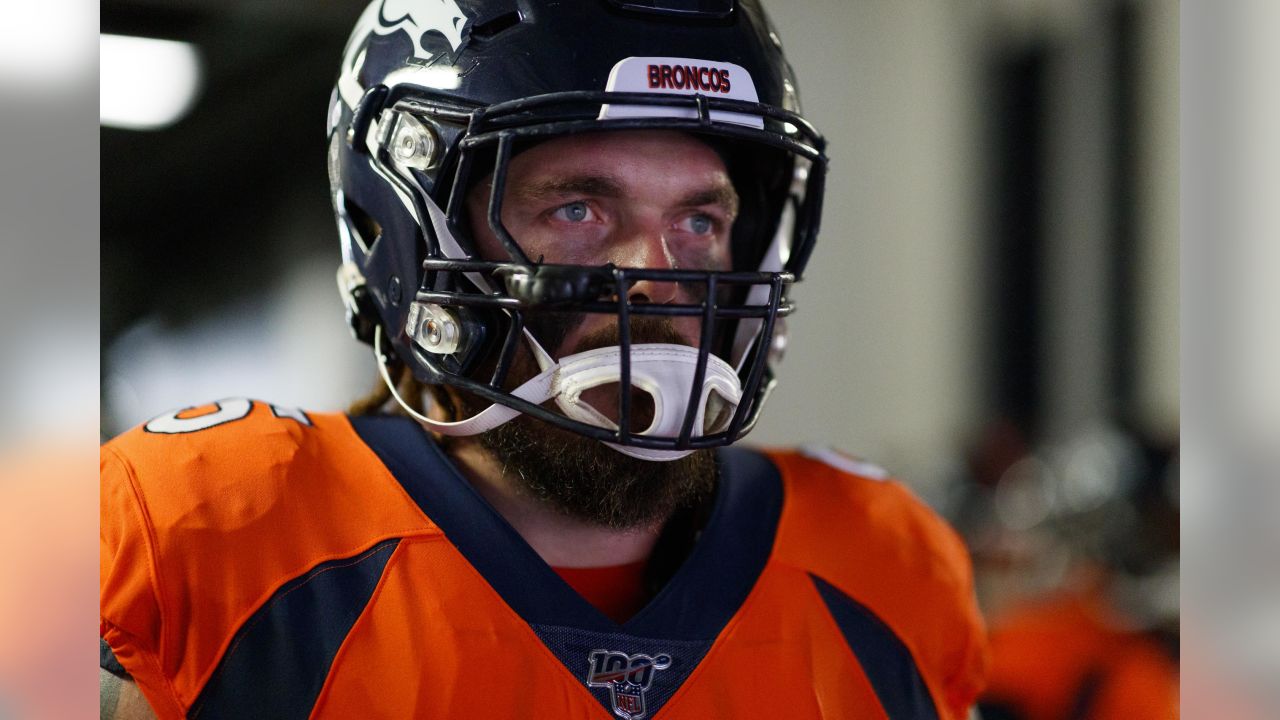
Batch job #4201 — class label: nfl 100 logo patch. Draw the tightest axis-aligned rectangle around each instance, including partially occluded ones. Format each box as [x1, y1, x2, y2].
[585, 649, 672, 720]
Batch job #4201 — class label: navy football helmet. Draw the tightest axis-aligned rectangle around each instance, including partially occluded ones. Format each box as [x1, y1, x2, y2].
[328, 0, 826, 460]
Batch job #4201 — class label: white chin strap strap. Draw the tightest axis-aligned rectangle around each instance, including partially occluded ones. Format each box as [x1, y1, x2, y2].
[375, 325, 743, 461]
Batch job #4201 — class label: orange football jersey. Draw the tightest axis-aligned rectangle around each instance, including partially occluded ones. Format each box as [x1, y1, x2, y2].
[980, 589, 1178, 720]
[101, 399, 987, 719]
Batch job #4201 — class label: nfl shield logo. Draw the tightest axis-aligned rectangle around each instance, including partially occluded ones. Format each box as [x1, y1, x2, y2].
[614, 686, 645, 718]
[586, 649, 672, 720]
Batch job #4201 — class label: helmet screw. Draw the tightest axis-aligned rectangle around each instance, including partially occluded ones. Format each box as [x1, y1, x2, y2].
[388, 114, 438, 170]
[388, 276, 402, 305]
[394, 131, 418, 160]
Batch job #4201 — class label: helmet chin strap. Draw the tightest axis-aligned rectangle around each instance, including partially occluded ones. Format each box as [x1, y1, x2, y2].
[374, 324, 742, 462]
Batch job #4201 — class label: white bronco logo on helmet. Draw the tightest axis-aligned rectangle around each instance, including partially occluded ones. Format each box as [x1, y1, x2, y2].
[339, 0, 472, 108]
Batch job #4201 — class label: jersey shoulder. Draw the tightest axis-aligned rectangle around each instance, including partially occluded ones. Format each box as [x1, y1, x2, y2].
[767, 445, 967, 582]
[764, 445, 989, 718]
[101, 400, 436, 716]
[102, 398, 433, 544]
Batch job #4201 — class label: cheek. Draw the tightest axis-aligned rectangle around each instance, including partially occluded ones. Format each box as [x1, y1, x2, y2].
[712, 239, 733, 271]
[473, 223, 507, 261]
[514, 222, 612, 266]
[467, 194, 571, 263]
[670, 236, 733, 272]
[466, 195, 530, 261]
[465, 195, 501, 259]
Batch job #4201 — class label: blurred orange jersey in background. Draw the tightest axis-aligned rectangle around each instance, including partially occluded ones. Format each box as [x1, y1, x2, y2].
[980, 585, 1177, 720]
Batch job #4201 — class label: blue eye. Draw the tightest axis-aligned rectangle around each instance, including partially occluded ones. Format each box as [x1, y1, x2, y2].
[688, 215, 713, 235]
[557, 202, 590, 222]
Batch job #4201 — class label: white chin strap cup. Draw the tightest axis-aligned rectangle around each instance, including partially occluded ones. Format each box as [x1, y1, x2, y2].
[548, 344, 743, 461]
[375, 326, 742, 462]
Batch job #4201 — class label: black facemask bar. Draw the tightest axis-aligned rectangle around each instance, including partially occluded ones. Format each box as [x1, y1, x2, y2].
[375, 87, 826, 451]
[399, 265, 790, 449]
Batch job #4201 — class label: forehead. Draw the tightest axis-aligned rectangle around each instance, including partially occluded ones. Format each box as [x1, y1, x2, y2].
[504, 130, 730, 185]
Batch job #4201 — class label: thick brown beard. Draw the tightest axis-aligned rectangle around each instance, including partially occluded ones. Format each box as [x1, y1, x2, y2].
[478, 417, 717, 529]
[473, 315, 718, 530]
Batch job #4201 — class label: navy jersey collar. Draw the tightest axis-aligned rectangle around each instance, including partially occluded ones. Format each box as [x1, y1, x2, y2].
[349, 414, 783, 642]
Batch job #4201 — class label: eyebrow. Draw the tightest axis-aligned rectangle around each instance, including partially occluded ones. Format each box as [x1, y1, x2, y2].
[517, 175, 625, 201]
[517, 174, 739, 216]
[680, 185, 739, 216]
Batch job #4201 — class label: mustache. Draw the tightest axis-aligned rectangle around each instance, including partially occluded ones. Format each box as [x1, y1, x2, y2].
[525, 313, 690, 358]
[573, 316, 688, 354]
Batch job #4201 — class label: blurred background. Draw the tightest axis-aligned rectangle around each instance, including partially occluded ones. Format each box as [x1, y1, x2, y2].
[6, 0, 1272, 716]
[97, 0, 1186, 716]
[99, 0, 1181, 486]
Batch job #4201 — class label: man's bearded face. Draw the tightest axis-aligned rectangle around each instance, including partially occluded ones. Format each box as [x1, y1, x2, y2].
[461, 130, 738, 529]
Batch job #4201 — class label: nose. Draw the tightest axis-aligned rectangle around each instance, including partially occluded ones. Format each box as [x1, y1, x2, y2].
[618, 220, 682, 305]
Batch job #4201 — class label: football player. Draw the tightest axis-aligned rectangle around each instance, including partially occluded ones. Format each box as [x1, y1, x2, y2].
[101, 1, 988, 718]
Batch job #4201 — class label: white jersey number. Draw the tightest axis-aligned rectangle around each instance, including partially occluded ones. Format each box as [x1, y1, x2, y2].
[143, 398, 311, 435]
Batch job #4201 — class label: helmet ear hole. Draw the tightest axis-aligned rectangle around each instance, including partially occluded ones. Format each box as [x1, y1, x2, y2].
[344, 196, 383, 250]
